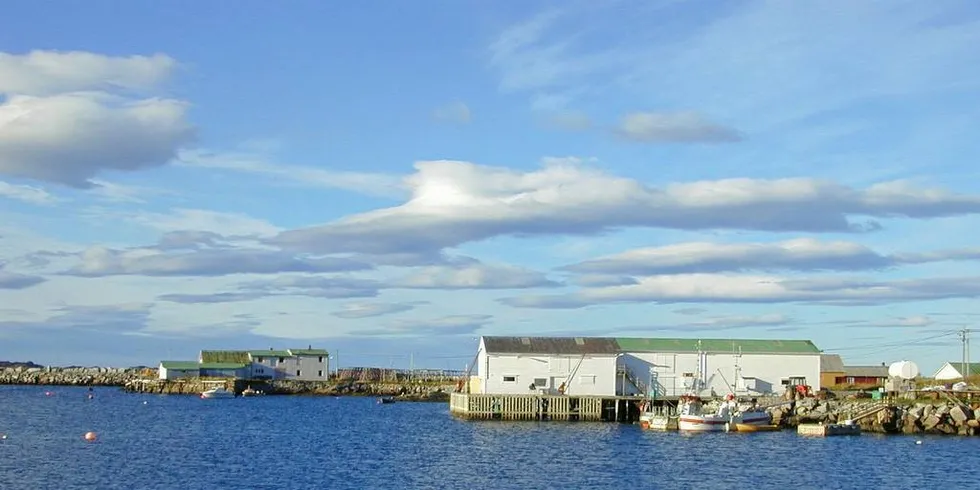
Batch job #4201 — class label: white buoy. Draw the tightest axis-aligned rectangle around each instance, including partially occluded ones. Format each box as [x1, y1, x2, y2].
[915, 440, 922, 445]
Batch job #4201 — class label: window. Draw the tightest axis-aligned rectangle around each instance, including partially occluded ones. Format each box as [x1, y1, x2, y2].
[503, 375, 517, 382]
[533, 378, 548, 387]
[318, 370, 323, 377]
[296, 370, 301, 376]
[318, 356, 323, 362]
[256, 357, 264, 362]
[278, 357, 284, 363]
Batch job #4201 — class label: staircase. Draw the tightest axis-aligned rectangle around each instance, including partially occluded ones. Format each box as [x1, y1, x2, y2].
[617, 365, 648, 396]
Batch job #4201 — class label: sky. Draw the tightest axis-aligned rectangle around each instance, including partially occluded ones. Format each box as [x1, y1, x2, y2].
[2, 0, 980, 373]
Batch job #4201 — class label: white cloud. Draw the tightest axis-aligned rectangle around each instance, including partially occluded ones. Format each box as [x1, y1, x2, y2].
[361, 314, 492, 336]
[501, 274, 980, 308]
[390, 263, 560, 289]
[614, 111, 741, 143]
[176, 149, 405, 198]
[86, 179, 163, 203]
[0, 92, 193, 187]
[431, 101, 471, 124]
[565, 238, 980, 275]
[331, 302, 421, 319]
[566, 238, 892, 275]
[0, 180, 58, 205]
[271, 159, 980, 256]
[111, 208, 282, 237]
[0, 50, 176, 96]
[66, 246, 373, 277]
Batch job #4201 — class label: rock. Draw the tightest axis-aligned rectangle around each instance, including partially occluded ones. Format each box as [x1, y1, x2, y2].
[923, 415, 942, 430]
[950, 406, 973, 425]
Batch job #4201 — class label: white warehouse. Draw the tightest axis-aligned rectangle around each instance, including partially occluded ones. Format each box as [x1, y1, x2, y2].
[471, 336, 822, 397]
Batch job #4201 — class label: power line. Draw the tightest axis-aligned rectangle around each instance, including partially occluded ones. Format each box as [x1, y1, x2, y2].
[823, 331, 959, 353]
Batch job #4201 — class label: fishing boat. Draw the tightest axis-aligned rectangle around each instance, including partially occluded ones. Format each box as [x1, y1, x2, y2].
[637, 400, 678, 430]
[677, 394, 770, 432]
[241, 386, 264, 397]
[200, 386, 234, 399]
[734, 423, 781, 432]
[377, 396, 396, 404]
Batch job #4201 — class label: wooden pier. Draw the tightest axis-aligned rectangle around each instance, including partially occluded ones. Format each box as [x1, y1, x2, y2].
[449, 392, 671, 422]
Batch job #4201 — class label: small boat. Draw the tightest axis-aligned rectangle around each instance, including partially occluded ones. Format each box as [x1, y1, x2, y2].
[637, 400, 678, 430]
[678, 394, 770, 432]
[734, 423, 781, 432]
[200, 386, 234, 399]
[377, 396, 396, 404]
[241, 386, 264, 397]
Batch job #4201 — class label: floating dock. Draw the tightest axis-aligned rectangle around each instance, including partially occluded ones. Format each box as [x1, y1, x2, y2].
[797, 423, 861, 437]
[449, 393, 659, 422]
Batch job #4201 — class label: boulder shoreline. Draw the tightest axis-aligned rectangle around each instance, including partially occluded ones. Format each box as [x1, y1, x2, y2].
[766, 396, 980, 436]
[0, 366, 453, 402]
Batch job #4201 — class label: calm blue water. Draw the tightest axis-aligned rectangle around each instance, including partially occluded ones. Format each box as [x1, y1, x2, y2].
[0, 386, 975, 490]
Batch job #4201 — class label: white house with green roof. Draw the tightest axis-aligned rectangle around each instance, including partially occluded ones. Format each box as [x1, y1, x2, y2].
[158, 346, 330, 381]
[472, 336, 822, 397]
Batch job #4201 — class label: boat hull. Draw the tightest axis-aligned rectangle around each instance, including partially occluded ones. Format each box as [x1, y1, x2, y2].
[734, 423, 781, 432]
[678, 412, 770, 432]
[639, 414, 678, 431]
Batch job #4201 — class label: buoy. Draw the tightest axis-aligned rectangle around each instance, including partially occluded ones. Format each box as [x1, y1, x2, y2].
[83, 432, 97, 442]
[1, 433, 7, 440]
[640, 420, 650, 429]
[142, 401, 148, 405]
[44, 391, 53, 396]
[915, 440, 922, 445]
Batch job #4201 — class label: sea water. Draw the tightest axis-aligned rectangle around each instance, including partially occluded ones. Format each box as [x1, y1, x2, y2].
[0, 386, 975, 490]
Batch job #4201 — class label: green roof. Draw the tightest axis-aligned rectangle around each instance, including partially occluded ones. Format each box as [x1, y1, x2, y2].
[289, 349, 329, 356]
[160, 361, 200, 370]
[248, 350, 292, 358]
[198, 362, 247, 370]
[200, 350, 250, 363]
[945, 362, 980, 376]
[615, 338, 820, 354]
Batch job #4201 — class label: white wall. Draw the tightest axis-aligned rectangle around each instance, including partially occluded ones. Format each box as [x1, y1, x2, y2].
[159, 366, 199, 380]
[934, 363, 962, 381]
[626, 352, 821, 396]
[291, 355, 329, 381]
[481, 353, 618, 396]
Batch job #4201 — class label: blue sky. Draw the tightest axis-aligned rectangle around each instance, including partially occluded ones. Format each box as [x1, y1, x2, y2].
[2, 1, 980, 373]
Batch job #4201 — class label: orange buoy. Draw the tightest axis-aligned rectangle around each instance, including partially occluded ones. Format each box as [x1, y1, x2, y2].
[640, 420, 650, 429]
[84, 432, 97, 442]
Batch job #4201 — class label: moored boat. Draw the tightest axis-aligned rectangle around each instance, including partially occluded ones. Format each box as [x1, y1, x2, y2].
[200, 386, 234, 399]
[734, 423, 781, 432]
[377, 396, 396, 404]
[677, 394, 770, 432]
[241, 386, 264, 397]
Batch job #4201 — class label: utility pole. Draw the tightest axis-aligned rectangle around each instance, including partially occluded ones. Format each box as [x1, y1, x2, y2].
[960, 329, 971, 380]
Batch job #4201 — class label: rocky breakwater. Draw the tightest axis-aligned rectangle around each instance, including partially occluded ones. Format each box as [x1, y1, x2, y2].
[767, 397, 980, 436]
[124, 378, 455, 401]
[0, 366, 150, 386]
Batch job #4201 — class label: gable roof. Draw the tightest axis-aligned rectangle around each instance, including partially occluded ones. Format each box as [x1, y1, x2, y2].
[481, 336, 820, 355]
[483, 337, 621, 355]
[616, 338, 820, 354]
[200, 350, 250, 363]
[820, 354, 845, 372]
[843, 365, 889, 378]
[289, 349, 329, 356]
[248, 350, 292, 358]
[160, 361, 200, 370]
[942, 362, 980, 376]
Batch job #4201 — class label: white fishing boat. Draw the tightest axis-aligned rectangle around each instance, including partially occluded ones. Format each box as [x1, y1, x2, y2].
[677, 394, 770, 432]
[200, 386, 234, 399]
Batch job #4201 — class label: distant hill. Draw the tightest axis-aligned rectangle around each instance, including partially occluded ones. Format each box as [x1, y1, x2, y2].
[0, 361, 44, 369]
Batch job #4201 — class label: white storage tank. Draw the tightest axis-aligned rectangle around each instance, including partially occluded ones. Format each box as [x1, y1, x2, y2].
[888, 360, 920, 380]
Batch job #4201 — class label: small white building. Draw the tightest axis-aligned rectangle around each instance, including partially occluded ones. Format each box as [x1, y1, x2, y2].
[471, 336, 822, 397]
[159, 361, 201, 380]
[933, 361, 980, 381]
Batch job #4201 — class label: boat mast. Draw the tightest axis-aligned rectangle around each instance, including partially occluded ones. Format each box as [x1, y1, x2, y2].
[695, 339, 704, 395]
[733, 345, 742, 395]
